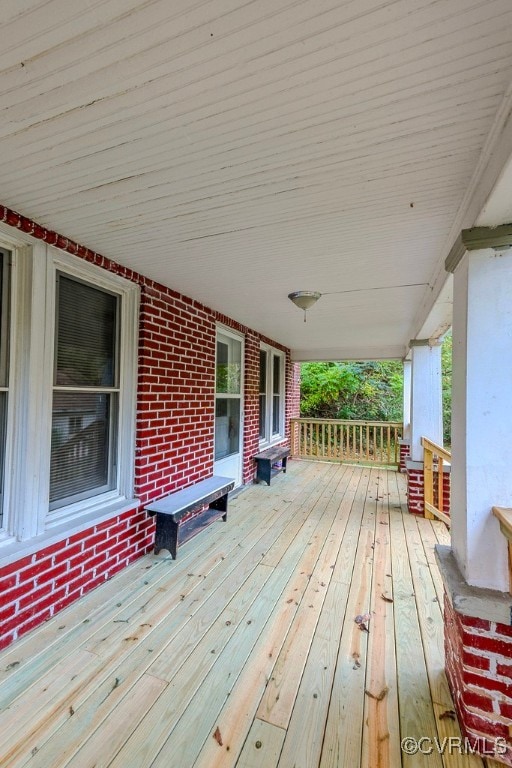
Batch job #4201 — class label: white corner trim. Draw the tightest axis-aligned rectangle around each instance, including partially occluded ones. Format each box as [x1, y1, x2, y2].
[435, 544, 512, 625]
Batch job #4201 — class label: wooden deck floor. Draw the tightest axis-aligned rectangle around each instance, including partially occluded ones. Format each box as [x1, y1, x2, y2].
[0, 461, 500, 768]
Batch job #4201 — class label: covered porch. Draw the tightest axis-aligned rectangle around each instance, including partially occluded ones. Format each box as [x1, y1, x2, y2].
[0, 460, 498, 768]
[2, 2, 512, 763]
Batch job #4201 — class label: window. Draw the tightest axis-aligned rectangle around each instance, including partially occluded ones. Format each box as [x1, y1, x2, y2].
[50, 275, 119, 510]
[215, 330, 242, 461]
[258, 349, 266, 440]
[0, 249, 10, 528]
[0, 230, 138, 547]
[259, 345, 284, 445]
[272, 354, 281, 436]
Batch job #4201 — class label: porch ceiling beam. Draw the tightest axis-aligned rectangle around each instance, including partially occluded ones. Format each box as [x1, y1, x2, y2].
[445, 223, 512, 273]
[290, 344, 405, 363]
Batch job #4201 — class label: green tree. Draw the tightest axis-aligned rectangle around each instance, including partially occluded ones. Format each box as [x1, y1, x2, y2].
[300, 336, 452, 440]
[300, 360, 403, 421]
[442, 333, 452, 445]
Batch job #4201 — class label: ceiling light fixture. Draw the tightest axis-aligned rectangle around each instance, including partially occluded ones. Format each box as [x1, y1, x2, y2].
[288, 290, 322, 322]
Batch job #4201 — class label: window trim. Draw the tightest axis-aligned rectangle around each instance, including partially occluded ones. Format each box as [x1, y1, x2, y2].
[214, 324, 245, 466]
[259, 344, 285, 448]
[43, 250, 139, 529]
[0, 224, 139, 550]
[49, 272, 121, 513]
[0, 248, 11, 530]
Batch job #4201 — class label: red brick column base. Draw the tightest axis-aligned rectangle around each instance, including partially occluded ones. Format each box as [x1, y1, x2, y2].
[444, 593, 512, 764]
[399, 439, 411, 473]
[406, 463, 424, 515]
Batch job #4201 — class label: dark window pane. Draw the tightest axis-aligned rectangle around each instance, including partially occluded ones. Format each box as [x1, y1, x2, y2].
[259, 350, 268, 439]
[55, 275, 117, 387]
[259, 350, 267, 393]
[216, 337, 241, 394]
[259, 394, 266, 438]
[50, 392, 116, 507]
[0, 251, 9, 388]
[214, 398, 240, 460]
[0, 251, 10, 527]
[216, 341, 229, 393]
[0, 393, 6, 526]
[272, 395, 280, 435]
[272, 356, 282, 435]
[273, 355, 280, 394]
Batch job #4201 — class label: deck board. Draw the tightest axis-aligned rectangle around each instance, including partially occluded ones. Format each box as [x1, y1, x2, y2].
[402, 515, 483, 768]
[318, 467, 375, 768]
[272, 467, 364, 768]
[361, 469, 401, 768]
[0, 461, 485, 768]
[389, 504, 444, 768]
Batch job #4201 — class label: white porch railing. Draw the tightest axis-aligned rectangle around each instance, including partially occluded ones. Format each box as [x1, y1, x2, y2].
[290, 418, 402, 468]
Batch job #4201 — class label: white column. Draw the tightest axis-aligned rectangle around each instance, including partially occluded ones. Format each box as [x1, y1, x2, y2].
[409, 341, 443, 462]
[402, 359, 412, 440]
[451, 248, 512, 591]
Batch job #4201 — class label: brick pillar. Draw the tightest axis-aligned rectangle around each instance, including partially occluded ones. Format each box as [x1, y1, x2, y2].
[399, 439, 411, 473]
[406, 461, 424, 514]
[444, 594, 512, 763]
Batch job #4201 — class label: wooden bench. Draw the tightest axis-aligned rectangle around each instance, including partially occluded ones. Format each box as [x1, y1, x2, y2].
[145, 475, 235, 559]
[253, 445, 290, 486]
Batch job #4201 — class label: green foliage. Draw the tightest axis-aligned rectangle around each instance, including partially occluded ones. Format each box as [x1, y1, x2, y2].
[442, 333, 452, 445]
[300, 360, 403, 422]
[300, 334, 453, 441]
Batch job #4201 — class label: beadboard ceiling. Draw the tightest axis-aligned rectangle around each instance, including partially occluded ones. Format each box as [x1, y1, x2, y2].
[2, 0, 512, 360]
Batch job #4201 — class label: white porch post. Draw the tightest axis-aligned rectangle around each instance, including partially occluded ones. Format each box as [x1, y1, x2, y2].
[402, 359, 412, 440]
[409, 341, 443, 462]
[450, 247, 512, 591]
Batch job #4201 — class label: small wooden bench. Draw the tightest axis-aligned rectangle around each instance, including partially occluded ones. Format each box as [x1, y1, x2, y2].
[253, 445, 290, 486]
[145, 475, 235, 559]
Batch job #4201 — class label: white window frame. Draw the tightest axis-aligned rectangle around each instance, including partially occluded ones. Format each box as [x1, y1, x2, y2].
[259, 344, 285, 447]
[214, 325, 244, 463]
[0, 246, 12, 533]
[0, 224, 139, 557]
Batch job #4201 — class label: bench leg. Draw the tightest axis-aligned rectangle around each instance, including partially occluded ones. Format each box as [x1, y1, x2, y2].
[256, 459, 272, 486]
[282, 456, 288, 474]
[209, 492, 228, 522]
[154, 514, 179, 560]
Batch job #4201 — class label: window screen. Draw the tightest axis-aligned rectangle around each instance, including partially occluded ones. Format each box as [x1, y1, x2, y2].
[272, 355, 281, 435]
[0, 250, 9, 526]
[50, 275, 119, 509]
[259, 349, 267, 439]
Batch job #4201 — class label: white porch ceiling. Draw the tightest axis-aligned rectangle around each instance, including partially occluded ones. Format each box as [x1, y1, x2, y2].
[2, 0, 512, 360]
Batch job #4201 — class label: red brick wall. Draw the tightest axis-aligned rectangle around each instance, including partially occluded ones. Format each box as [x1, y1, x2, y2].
[0, 205, 300, 650]
[242, 331, 261, 484]
[444, 594, 512, 763]
[286, 360, 301, 425]
[136, 283, 217, 502]
[287, 360, 301, 455]
[0, 508, 153, 651]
